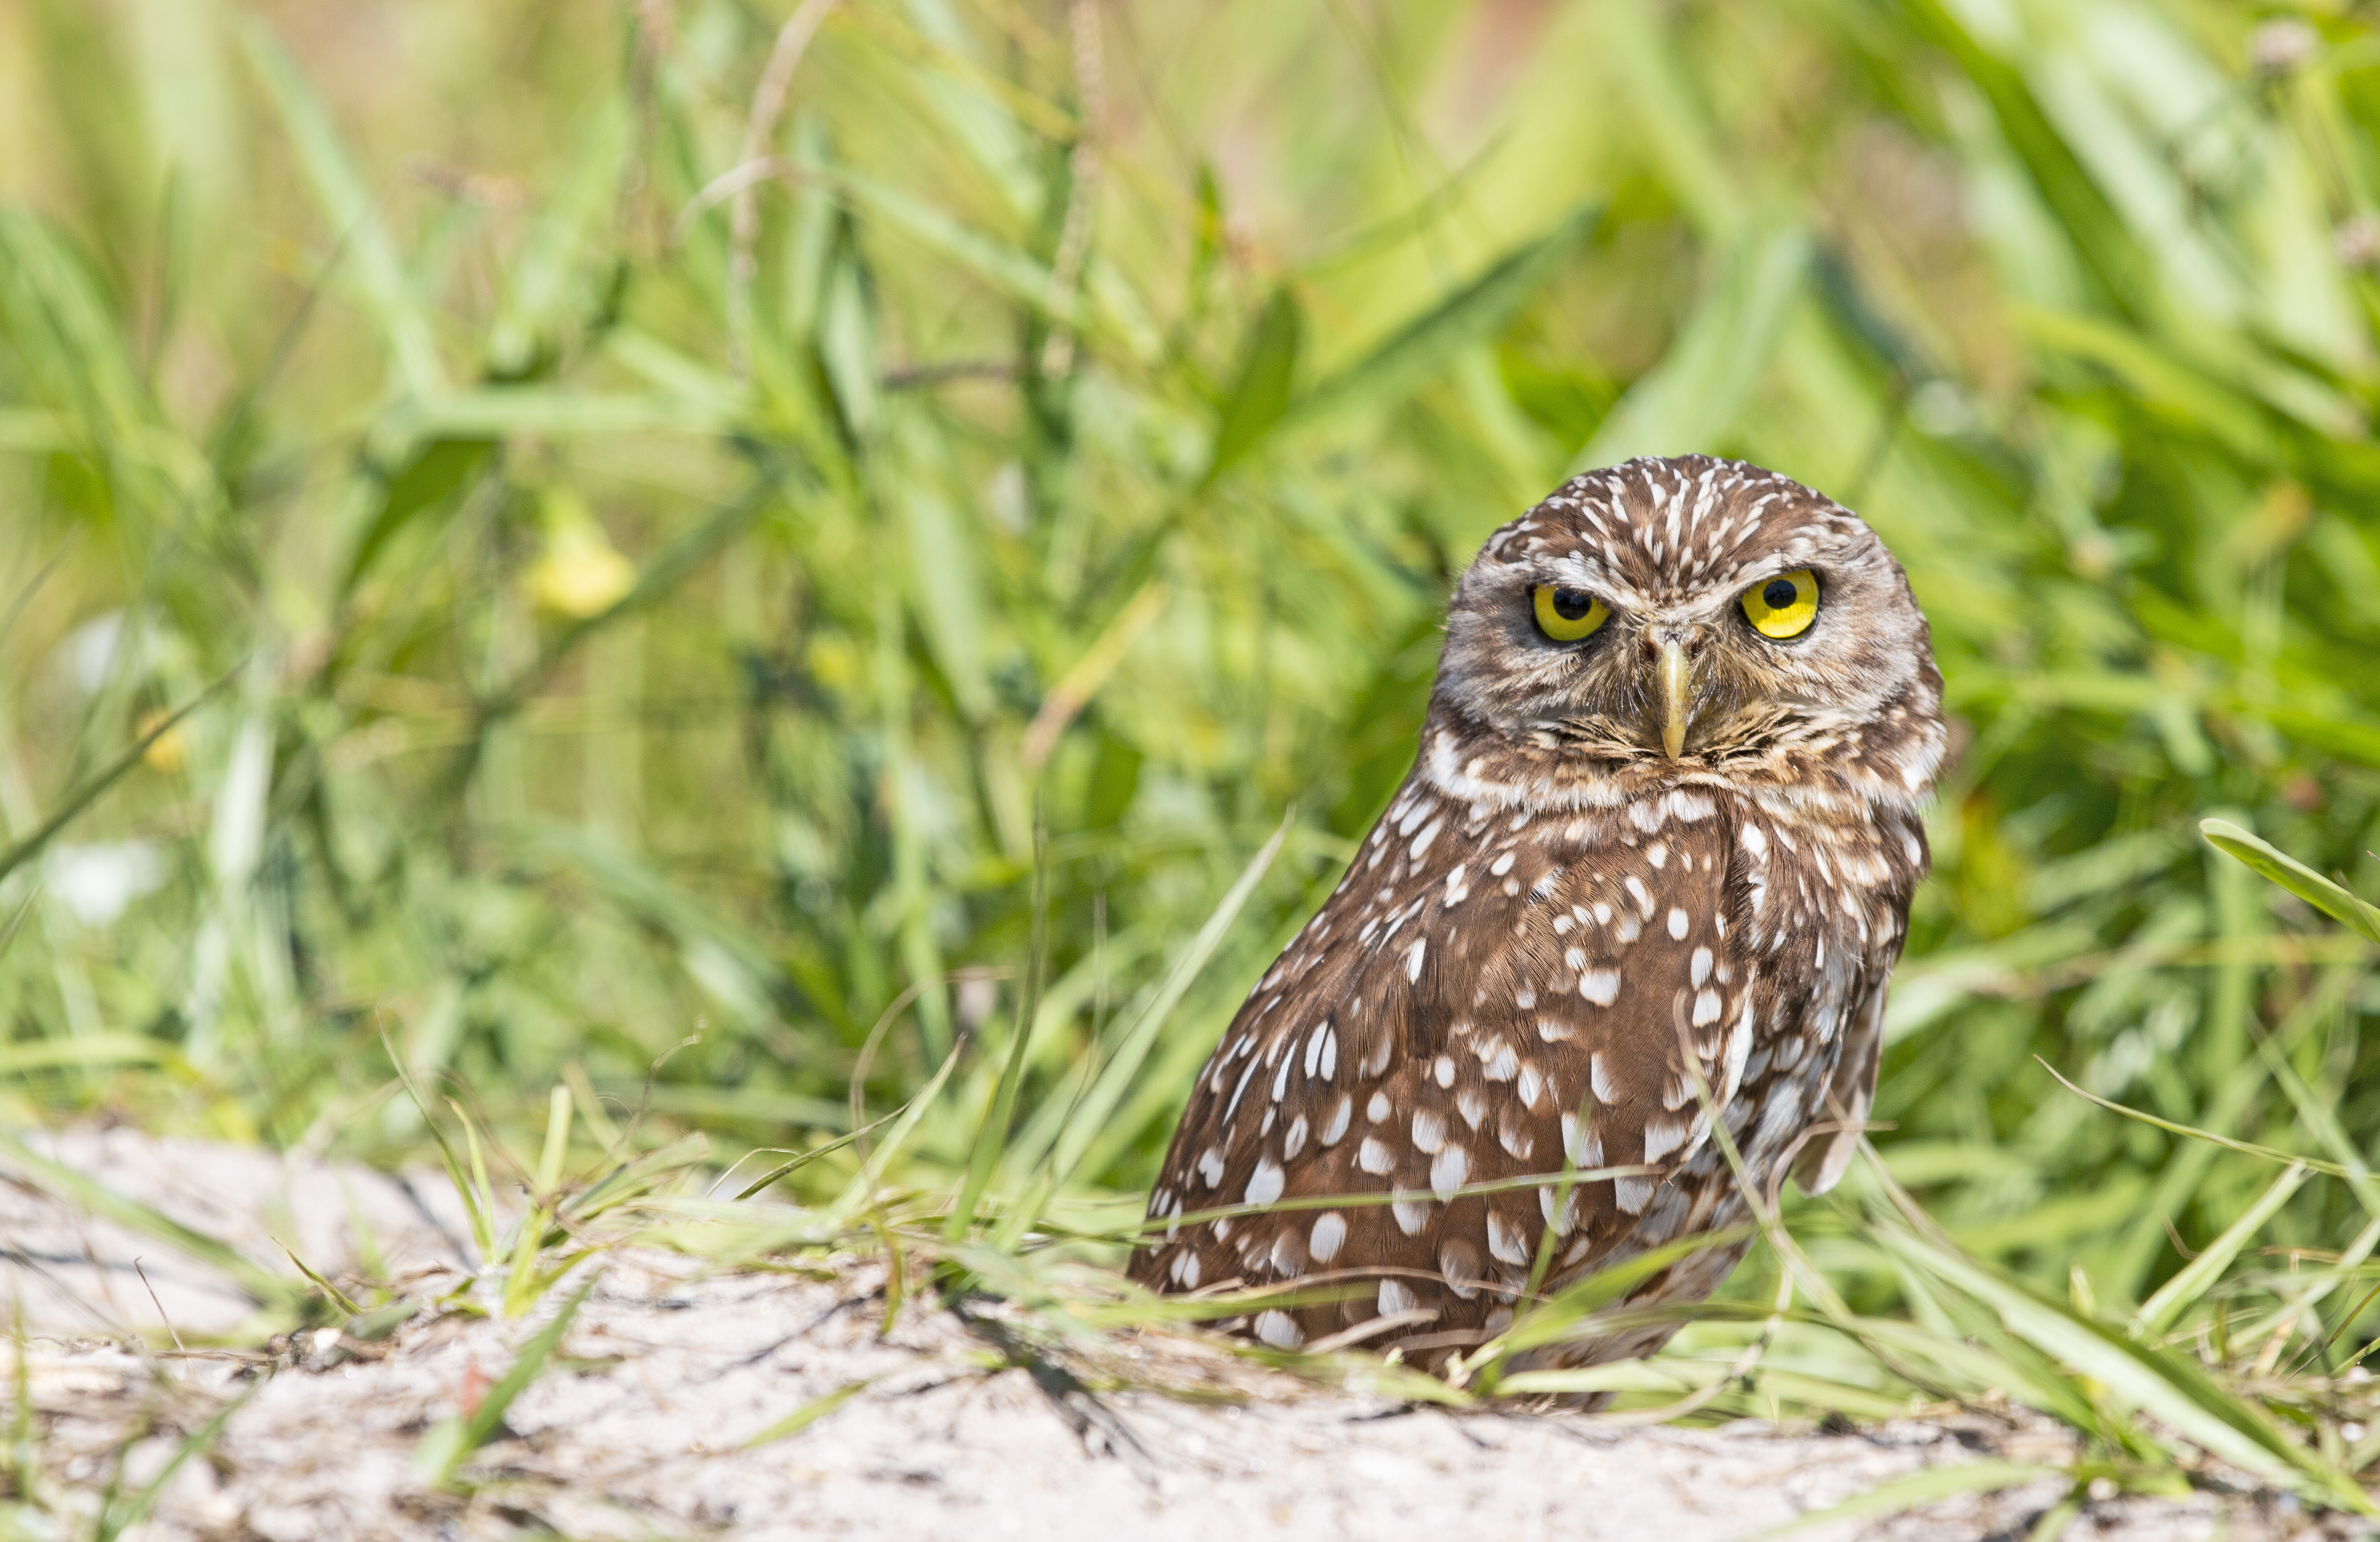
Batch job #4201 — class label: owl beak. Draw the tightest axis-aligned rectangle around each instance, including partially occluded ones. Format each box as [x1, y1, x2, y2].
[1657, 637, 1692, 759]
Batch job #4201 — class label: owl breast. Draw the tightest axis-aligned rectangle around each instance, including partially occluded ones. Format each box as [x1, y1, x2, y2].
[1129, 770, 1925, 1368]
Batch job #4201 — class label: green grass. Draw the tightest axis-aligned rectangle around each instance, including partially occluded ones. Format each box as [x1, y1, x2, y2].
[4, 0, 2380, 1527]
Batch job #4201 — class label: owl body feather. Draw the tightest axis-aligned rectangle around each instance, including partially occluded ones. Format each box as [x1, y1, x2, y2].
[1129, 455, 1944, 1370]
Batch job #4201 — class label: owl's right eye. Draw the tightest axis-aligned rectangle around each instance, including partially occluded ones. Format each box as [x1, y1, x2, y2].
[1531, 584, 1609, 642]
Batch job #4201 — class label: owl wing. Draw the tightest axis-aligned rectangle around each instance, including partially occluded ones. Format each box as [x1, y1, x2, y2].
[1130, 777, 1760, 1357]
[1773, 800, 1926, 1197]
[1789, 966, 1887, 1195]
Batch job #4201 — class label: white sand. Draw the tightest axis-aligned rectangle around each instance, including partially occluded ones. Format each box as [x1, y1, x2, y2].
[0, 1129, 2334, 1540]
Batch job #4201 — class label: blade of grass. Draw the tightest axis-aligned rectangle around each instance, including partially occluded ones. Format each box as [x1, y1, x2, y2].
[0, 664, 239, 890]
[1878, 1226, 2373, 1509]
[95, 1380, 262, 1542]
[1292, 202, 1599, 426]
[2130, 1162, 2308, 1339]
[741, 1375, 876, 1447]
[1754, 1461, 2067, 1538]
[1043, 810, 1293, 1195]
[1199, 287, 1301, 488]
[415, 1273, 595, 1488]
[238, 19, 446, 399]
[947, 802, 1050, 1244]
[2036, 1058, 2355, 1180]
[2201, 818, 2380, 945]
[0, 1129, 299, 1310]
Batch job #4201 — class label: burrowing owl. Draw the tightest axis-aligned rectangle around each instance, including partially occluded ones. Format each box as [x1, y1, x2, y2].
[1129, 455, 1943, 1370]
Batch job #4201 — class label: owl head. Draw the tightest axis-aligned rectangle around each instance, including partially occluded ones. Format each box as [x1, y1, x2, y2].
[1427, 455, 1945, 813]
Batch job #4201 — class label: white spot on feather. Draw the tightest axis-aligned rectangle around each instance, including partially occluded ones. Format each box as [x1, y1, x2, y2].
[1486, 1211, 1531, 1266]
[1309, 1211, 1346, 1262]
[1539, 1186, 1575, 1235]
[1255, 1310, 1302, 1348]
[1589, 1054, 1618, 1105]
[1430, 1145, 1468, 1199]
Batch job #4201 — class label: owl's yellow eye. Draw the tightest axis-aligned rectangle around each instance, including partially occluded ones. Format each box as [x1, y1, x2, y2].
[1740, 569, 1819, 639]
[1532, 584, 1609, 642]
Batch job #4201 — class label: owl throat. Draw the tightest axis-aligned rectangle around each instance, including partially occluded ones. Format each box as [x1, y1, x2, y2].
[1417, 694, 1939, 824]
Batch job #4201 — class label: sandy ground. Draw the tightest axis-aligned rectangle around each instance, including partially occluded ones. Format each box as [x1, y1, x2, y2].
[0, 1128, 2363, 1541]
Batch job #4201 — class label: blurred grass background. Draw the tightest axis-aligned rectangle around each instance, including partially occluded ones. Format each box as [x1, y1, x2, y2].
[4, 0, 2380, 1444]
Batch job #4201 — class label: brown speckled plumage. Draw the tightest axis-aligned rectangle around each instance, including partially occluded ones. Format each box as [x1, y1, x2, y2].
[1129, 454, 1945, 1372]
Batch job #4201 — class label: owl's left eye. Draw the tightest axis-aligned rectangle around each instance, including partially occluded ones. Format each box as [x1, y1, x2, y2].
[1532, 584, 1609, 642]
[1740, 568, 1820, 639]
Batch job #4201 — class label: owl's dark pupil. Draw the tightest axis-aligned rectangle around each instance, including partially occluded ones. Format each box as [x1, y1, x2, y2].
[1550, 587, 1593, 621]
[1763, 579, 1798, 610]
